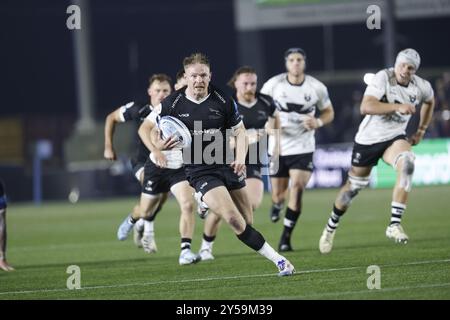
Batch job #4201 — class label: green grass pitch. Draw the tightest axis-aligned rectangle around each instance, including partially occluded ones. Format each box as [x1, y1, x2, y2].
[1, 185, 449, 300]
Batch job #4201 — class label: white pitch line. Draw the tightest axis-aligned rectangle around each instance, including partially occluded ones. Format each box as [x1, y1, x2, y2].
[0, 258, 449, 297]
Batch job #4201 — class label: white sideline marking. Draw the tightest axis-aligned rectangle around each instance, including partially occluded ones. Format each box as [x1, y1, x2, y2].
[0, 258, 449, 296]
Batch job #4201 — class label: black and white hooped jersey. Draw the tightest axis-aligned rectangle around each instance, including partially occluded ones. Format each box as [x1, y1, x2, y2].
[261, 73, 332, 156]
[119, 101, 153, 164]
[146, 85, 243, 171]
[237, 92, 277, 165]
[355, 68, 434, 145]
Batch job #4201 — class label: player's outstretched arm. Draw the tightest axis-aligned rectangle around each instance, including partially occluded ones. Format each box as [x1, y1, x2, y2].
[104, 108, 122, 161]
[360, 95, 415, 116]
[410, 97, 435, 146]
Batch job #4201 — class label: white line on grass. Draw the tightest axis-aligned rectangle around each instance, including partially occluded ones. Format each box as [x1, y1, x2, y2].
[0, 258, 449, 297]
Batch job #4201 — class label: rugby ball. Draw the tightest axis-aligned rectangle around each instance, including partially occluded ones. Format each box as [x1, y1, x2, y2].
[158, 116, 192, 148]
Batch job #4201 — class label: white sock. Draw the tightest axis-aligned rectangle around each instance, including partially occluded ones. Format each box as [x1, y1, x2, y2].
[143, 220, 154, 235]
[200, 239, 214, 251]
[135, 219, 145, 230]
[257, 242, 284, 266]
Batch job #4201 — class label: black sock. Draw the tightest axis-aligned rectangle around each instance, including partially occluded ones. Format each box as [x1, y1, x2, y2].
[203, 233, 216, 242]
[272, 202, 283, 212]
[129, 216, 138, 224]
[326, 204, 346, 232]
[237, 224, 265, 251]
[281, 208, 301, 242]
[181, 238, 191, 251]
[270, 202, 284, 222]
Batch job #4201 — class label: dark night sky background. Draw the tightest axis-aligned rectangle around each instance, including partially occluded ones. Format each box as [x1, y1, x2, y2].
[1, 0, 449, 119]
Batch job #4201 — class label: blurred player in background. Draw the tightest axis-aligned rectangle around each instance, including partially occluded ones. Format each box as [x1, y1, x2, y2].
[123, 86, 200, 265]
[261, 48, 334, 252]
[120, 119, 200, 264]
[104, 74, 172, 250]
[174, 69, 187, 90]
[319, 48, 435, 253]
[149, 52, 295, 276]
[0, 179, 14, 271]
[197, 66, 280, 261]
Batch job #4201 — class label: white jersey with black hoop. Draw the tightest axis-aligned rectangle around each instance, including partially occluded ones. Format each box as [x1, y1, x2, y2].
[355, 68, 434, 145]
[260, 73, 331, 156]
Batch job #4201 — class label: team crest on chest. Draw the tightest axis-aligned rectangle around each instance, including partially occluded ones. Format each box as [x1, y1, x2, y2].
[409, 95, 416, 103]
[304, 93, 311, 102]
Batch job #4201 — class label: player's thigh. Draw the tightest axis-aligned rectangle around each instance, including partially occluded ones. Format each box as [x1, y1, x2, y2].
[158, 192, 169, 207]
[139, 193, 162, 216]
[348, 165, 373, 178]
[382, 139, 412, 166]
[203, 186, 245, 230]
[245, 178, 264, 207]
[170, 181, 194, 211]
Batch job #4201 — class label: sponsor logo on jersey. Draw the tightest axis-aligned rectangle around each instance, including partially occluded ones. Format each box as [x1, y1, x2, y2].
[200, 182, 208, 190]
[208, 108, 223, 120]
[178, 113, 190, 117]
[192, 128, 221, 135]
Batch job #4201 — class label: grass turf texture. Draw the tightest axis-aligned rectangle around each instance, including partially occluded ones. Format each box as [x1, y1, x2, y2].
[1, 185, 449, 300]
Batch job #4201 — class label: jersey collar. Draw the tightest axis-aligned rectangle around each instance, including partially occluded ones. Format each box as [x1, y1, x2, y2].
[286, 73, 306, 87]
[233, 94, 258, 108]
[185, 92, 211, 104]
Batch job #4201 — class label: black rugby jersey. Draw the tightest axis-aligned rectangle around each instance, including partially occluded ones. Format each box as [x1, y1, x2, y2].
[120, 101, 153, 165]
[236, 92, 277, 165]
[158, 85, 242, 172]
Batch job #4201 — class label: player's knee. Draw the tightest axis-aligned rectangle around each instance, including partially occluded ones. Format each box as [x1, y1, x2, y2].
[348, 174, 370, 191]
[290, 180, 306, 191]
[394, 151, 415, 175]
[393, 151, 415, 192]
[340, 174, 370, 206]
[179, 199, 194, 215]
